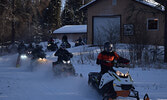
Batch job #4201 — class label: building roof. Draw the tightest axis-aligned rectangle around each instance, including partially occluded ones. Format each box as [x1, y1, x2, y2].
[53, 25, 87, 34]
[79, 0, 96, 10]
[80, 0, 164, 11]
[136, 0, 164, 11]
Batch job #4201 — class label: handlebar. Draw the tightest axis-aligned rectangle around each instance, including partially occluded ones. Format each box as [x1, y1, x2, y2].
[103, 60, 130, 68]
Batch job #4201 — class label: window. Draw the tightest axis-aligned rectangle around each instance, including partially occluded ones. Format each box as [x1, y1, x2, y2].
[112, 0, 117, 5]
[147, 18, 159, 30]
[124, 24, 134, 35]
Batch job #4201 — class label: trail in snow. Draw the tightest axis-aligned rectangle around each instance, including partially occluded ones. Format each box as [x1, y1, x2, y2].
[1, 46, 167, 100]
[0, 53, 102, 100]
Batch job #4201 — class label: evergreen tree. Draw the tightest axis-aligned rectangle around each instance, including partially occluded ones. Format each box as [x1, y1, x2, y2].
[0, 0, 50, 43]
[61, 1, 74, 26]
[61, 0, 86, 25]
[46, 0, 61, 29]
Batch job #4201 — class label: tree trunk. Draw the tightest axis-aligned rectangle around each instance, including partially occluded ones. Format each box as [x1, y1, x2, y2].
[164, 1, 167, 62]
[11, 0, 15, 44]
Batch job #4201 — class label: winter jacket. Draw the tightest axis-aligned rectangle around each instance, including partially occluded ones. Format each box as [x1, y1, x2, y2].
[54, 48, 73, 63]
[97, 51, 119, 67]
[32, 46, 45, 59]
[96, 51, 129, 74]
[17, 43, 27, 54]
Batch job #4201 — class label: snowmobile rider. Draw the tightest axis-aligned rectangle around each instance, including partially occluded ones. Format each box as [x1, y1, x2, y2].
[31, 44, 45, 59]
[54, 43, 73, 63]
[48, 37, 54, 44]
[26, 43, 34, 56]
[17, 41, 27, 54]
[27, 43, 34, 50]
[75, 37, 85, 46]
[96, 42, 130, 74]
[78, 37, 83, 43]
[61, 35, 71, 48]
[96, 42, 130, 99]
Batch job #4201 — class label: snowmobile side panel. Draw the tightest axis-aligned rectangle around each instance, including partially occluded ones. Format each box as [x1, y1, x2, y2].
[116, 90, 130, 97]
[99, 73, 115, 89]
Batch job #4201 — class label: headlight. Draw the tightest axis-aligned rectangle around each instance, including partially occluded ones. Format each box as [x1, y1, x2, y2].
[38, 58, 47, 62]
[67, 60, 70, 64]
[28, 51, 32, 54]
[63, 60, 67, 64]
[116, 71, 125, 76]
[116, 71, 121, 76]
[20, 54, 27, 59]
[48, 44, 51, 46]
[62, 60, 70, 64]
[125, 72, 129, 77]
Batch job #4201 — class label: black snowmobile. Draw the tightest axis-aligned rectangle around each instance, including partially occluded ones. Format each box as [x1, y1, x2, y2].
[88, 63, 150, 100]
[31, 45, 47, 62]
[75, 40, 85, 47]
[75, 37, 85, 47]
[52, 55, 75, 77]
[47, 42, 58, 51]
[26, 48, 33, 58]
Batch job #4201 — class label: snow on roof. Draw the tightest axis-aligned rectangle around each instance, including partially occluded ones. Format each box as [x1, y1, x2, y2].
[80, 0, 164, 11]
[53, 25, 87, 34]
[80, 0, 96, 10]
[136, 0, 164, 11]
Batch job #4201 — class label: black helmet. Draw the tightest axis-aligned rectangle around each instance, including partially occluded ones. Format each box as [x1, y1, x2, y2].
[104, 42, 113, 52]
[62, 35, 67, 42]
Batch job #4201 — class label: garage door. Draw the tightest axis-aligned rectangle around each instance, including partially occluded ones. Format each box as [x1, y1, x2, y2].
[93, 16, 120, 45]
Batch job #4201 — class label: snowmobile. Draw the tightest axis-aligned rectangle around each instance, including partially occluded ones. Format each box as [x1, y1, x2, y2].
[88, 64, 150, 100]
[31, 50, 47, 63]
[25, 48, 34, 58]
[52, 58, 75, 77]
[75, 40, 85, 47]
[16, 48, 28, 67]
[47, 42, 58, 51]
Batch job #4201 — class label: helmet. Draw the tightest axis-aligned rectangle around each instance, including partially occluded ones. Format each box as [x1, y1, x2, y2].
[104, 42, 113, 52]
[62, 35, 67, 42]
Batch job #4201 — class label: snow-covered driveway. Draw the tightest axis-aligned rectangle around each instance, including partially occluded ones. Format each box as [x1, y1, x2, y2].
[0, 54, 101, 100]
[0, 48, 167, 100]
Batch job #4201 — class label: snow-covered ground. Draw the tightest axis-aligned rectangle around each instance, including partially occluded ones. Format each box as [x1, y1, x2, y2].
[0, 45, 167, 100]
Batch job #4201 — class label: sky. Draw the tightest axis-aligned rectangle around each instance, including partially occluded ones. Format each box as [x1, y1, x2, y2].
[61, 0, 66, 9]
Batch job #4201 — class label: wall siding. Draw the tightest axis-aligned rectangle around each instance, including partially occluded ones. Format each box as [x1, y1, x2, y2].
[86, 0, 164, 45]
